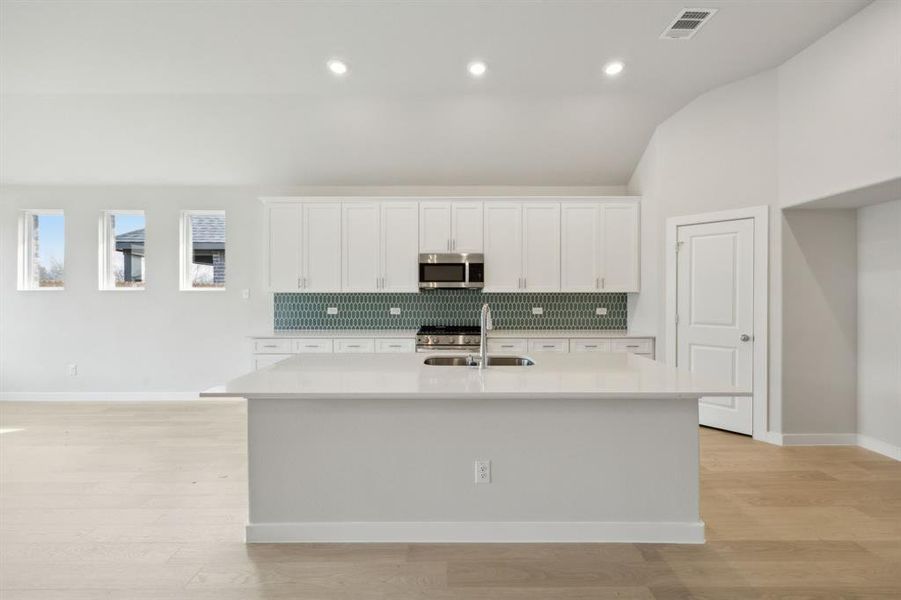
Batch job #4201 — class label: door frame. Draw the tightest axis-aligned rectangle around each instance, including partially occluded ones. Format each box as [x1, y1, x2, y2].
[664, 206, 769, 441]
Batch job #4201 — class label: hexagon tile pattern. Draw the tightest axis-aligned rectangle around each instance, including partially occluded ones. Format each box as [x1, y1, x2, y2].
[274, 290, 627, 330]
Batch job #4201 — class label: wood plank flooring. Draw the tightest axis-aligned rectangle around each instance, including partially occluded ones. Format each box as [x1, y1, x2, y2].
[1, 401, 899, 599]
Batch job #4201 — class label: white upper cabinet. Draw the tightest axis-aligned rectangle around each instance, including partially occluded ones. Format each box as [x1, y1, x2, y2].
[484, 201, 559, 292]
[522, 203, 561, 292]
[380, 202, 419, 292]
[266, 204, 302, 292]
[302, 202, 342, 292]
[599, 203, 640, 292]
[450, 201, 483, 253]
[483, 202, 523, 292]
[419, 201, 483, 253]
[419, 202, 452, 253]
[560, 201, 640, 293]
[342, 202, 381, 292]
[561, 203, 600, 292]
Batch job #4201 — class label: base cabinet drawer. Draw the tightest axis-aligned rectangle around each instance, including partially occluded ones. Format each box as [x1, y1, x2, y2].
[252, 354, 292, 370]
[253, 339, 293, 354]
[571, 339, 613, 352]
[293, 339, 334, 353]
[375, 339, 415, 353]
[334, 339, 376, 353]
[612, 339, 654, 355]
[487, 339, 528, 354]
[528, 339, 569, 353]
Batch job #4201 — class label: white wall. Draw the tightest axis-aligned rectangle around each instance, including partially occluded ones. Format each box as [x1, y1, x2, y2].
[0, 185, 625, 397]
[781, 210, 857, 435]
[627, 70, 784, 434]
[778, 0, 901, 208]
[857, 199, 901, 456]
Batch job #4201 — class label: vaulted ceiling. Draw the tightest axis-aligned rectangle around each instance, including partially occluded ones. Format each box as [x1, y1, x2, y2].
[0, 0, 869, 186]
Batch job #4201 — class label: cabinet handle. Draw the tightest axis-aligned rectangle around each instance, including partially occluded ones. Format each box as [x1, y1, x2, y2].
[523, 277, 527, 289]
[447, 239, 451, 251]
[304, 344, 320, 348]
[388, 344, 402, 348]
[297, 277, 302, 289]
[263, 344, 278, 348]
[596, 277, 600, 289]
[626, 344, 640, 348]
[584, 344, 597, 348]
[541, 344, 555, 349]
[501, 344, 514, 348]
[347, 345, 361, 348]
[601, 277, 606, 289]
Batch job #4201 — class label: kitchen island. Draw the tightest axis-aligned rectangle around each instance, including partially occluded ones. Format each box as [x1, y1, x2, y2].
[202, 351, 745, 544]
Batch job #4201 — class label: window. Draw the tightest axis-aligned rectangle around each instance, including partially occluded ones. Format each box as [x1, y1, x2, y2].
[180, 211, 226, 290]
[18, 210, 65, 290]
[99, 211, 146, 290]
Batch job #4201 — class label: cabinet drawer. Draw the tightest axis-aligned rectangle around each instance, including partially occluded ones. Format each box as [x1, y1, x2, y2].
[571, 339, 613, 352]
[334, 339, 375, 353]
[487, 339, 528, 354]
[293, 339, 334, 353]
[612, 339, 653, 354]
[528, 339, 569, 353]
[253, 339, 293, 354]
[375, 339, 415, 353]
[252, 354, 292, 370]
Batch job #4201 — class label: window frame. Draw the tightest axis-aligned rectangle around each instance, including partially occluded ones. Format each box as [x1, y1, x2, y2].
[98, 209, 147, 291]
[17, 209, 66, 291]
[179, 209, 226, 292]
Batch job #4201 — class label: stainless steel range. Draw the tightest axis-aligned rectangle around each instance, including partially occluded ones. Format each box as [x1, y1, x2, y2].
[415, 325, 481, 353]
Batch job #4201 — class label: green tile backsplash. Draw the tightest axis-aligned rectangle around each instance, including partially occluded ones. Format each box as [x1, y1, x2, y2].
[274, 290, 627, 330]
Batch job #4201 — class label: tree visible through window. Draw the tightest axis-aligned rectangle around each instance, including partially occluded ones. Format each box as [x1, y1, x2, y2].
[181, 211, 226, 289]
[18, 210, 65, 290]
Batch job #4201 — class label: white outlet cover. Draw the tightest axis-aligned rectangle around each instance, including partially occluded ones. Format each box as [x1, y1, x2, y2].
[532, 307, 543, 315]
[389, 307, 401, 315]
[327, 307, 338, 315]
[241, 289, 250, 300]
[66, 364, 78, 376]
[595, 307, 608, 316]
[475, 460, 491, 484]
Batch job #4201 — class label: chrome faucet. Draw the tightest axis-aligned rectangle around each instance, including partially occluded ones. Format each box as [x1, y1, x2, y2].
[479, 303, 493, 369]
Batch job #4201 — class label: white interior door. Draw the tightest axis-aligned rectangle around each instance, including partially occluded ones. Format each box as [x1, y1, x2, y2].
[483, 202, 523, 292]
[561, 202, 600, 291]
[303, 202, 341, 292]
[677, 218, 754, 435]
[342, 202, 381, 292]
[522, 202, 561, 291]
[450, 201, 484, 252]
[266, 204, 302, 291]
[381, 202, 419, 292]
[419, 202, 451, 253]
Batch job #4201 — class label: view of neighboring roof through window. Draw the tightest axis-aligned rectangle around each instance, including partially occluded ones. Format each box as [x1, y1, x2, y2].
[18, 210, 65, 290]
[101, 211, 146, 290]
[181, 211, 226, 290]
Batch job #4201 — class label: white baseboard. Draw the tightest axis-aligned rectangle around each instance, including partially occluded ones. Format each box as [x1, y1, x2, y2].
[245, 520, 706, 544]
[780, 433, 859, 446]
[857, 434, 901, 461]
[0, 392, 233, 402]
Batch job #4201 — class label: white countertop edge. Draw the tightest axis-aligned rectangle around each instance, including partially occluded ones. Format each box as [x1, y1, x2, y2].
[199, 390, 732, 400]
[250, 329, 654, 339]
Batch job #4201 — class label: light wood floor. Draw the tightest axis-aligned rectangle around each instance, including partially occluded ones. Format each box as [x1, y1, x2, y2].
[1, 401, 899, 600]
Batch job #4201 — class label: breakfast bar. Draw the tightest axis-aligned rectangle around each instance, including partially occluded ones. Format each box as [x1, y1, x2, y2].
[202, 351, 746, 544]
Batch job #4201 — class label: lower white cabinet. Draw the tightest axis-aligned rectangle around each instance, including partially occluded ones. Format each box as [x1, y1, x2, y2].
[253, 339, 293, 354]
[294, 339, 334, 353]
[334, 339, 376, 353]
[252, 354, 292, 370]
[571, 339, 613, 353]
[487, 339, 528, 354]
[612, 339, 653, 355]
[528, 339, 569, 353]
[375, 339, 416, 353]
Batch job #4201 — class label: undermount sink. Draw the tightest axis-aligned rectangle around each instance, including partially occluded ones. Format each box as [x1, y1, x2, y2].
[423, 355, 535, 367]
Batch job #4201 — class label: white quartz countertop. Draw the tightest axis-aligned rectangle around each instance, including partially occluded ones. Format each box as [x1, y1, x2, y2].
[202, 352, 742, 401]
[251, 329, 653, 339]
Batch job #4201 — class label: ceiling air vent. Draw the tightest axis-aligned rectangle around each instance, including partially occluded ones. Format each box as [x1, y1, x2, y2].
[660, 8, 718, 40]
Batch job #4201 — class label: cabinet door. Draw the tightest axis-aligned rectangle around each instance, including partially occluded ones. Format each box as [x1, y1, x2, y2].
[342, 202, 381, 292]
[302, 202, 342, 292]
[381, 202, 419, 292]
[522, 202, 561, 292]
[600, 203, 640, 292]
[483, 202, 523, 292]
[561, 202, 600, 292]
[419, 201, 451, 253]
[266, 204, 302, 292]
[451, 201, 483, 252]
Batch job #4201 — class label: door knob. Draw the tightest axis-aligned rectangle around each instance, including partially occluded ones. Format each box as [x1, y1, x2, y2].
[740, 334, 752, 342]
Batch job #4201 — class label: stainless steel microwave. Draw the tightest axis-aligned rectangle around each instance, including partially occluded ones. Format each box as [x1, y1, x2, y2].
[418, 253, 484, 289]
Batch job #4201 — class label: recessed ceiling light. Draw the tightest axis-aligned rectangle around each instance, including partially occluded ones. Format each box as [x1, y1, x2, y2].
[604, 61, 625, 77]
[327, 59, 348, 76]
[467, 61, 487, 78]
